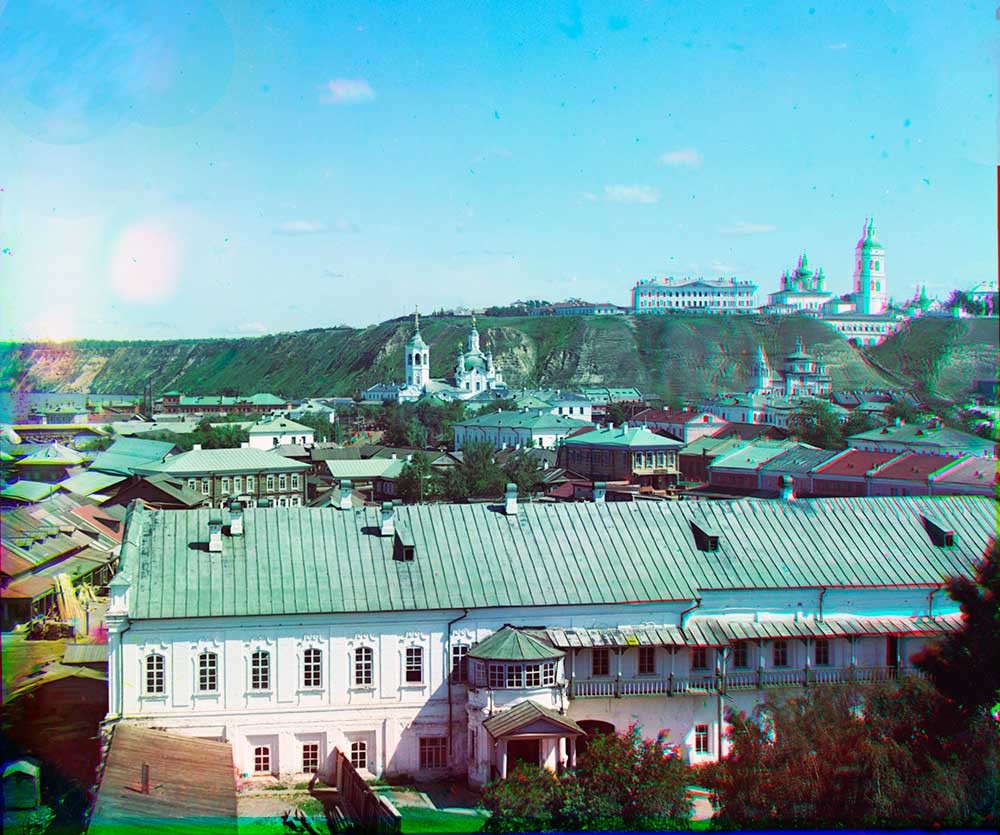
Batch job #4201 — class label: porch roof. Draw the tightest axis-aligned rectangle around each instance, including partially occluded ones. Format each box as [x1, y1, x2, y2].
[484, 700, 585, 738]
[470, 626, 564, 661]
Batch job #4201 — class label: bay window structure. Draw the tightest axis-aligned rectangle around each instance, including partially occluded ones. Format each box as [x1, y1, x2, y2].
[468, 627, 563, 689]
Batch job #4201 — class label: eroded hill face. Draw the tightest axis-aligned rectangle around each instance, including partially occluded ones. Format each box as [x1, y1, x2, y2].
[1, 314, 995, 401]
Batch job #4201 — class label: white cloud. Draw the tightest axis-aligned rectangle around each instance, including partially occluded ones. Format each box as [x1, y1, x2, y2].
[720, 220, 777, 235]
[273, 220, 327, 236]
[237, 322, 267, 334]
[604, 184, 660, 204]
[658, 148, 702, 167]
[321, 78, 376, 104]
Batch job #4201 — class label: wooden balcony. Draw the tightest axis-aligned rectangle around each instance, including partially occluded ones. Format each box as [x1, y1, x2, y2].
[567, 666, 921, 698]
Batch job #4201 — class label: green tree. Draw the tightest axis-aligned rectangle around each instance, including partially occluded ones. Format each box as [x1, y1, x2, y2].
[474, 398, 519, 417]
[481, 764, 563, 833]
[292, 412, 335, 442]
[884, 399, 922, 425]
[606, 402, 630, 426]
[502, 449, 543, 495]
[788, 399, 843, 448]
[396, 451, 438, 503]
[459, 439, 507, 498]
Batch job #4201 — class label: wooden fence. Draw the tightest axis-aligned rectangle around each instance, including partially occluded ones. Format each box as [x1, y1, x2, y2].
[309, 748, 401, 835]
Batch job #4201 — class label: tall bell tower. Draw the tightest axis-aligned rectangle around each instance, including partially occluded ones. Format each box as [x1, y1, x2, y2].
[404, 309, 430, 389]
[853, 217, 887, 315]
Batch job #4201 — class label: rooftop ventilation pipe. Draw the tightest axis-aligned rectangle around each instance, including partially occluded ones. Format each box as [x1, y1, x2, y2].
[593, 481, 606, 503]
[229, 501, 244, 535]
[504, 483, 518, 515]
[208, 514, 223, 552]
[779, 475, 796, 502]
[380, 501, 395, 536]
[338, 479, 353, 510]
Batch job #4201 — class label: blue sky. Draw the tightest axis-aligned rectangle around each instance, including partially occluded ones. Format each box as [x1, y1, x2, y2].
[0, 0, 994, 341]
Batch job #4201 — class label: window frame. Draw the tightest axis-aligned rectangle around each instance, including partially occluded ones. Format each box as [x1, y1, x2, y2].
[637, 646, 656, 677]
[772, 640, 789, 668]
[814, 638, 830, 667]
[354, 646, 374, 688]
[145, 652, 165, 695]
[301, 742, 320, 774]
[254, 745, 272, 775]
[197, 651, 218, 693]
[694, 724, 710, 755]
[451, 644, 469, 684]
[418, 737, 447, 770]
[732, 642, 749, 670]
[250, 649, 272, 691]
[350, 740, 368, 771]
[404, 646, 424, 685]
[691, 646, 709, 670]
[591, 648, 610, 677]
[302, 647, 322, 690]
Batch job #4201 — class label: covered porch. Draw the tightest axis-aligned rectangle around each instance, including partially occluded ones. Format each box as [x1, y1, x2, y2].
[483, 701, 584, 780]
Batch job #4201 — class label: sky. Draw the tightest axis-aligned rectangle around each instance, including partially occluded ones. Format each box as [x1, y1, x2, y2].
[0, 0, 995, 341]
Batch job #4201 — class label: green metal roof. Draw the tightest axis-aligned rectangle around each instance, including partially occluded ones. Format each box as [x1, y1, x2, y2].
[134, 448, 310, 477]
[561, 425, 683, 449]
[711, 441, 805, 471]
[12, 443, 84, 467]
[758, 447, 841, 474]
[91, 438, 177, 475]
[325, 459, 406, 479]
[483, 700, 584, 738]
[117, 496, 995, 621]
[247, 417, 314, 436]
[59, 471, 127, 497]
[469, 626, 564, 661]
[456, 411, 591, 432]
[1, 480, 59, 503]
[847, 424, 996, 456]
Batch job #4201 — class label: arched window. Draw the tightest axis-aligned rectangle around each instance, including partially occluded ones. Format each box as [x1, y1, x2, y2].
[251, 649, 271, 690]
[354, 646, 374, 686]
[145, 653, 165, 694]
[197, 651, 218, 692]
[303, 648, 322, 689]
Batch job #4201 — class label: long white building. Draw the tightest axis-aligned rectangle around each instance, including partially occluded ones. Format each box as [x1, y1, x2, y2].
[632, 276, 758, 314]
[105, 494, 992, 785]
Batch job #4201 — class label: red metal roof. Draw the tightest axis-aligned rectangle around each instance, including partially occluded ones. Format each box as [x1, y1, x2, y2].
[871, 453, 960, 482]
[633, 408, 722, 425]
[813, 449, 899, 477]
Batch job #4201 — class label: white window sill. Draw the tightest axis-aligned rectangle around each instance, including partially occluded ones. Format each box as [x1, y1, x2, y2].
[350, 684, 376, 692]
[193, 690, 220, 697]
[139, 693, 167, 700]
[401, 681, 426, 689]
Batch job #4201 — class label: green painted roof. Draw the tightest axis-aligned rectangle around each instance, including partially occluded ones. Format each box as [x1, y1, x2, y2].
[175, 393, 285, 407]
[325, 458, 406, 479]
[248, 417, 314, 436]
[711, 441, 805, 471]
[758, 446, 841, 474]
[1, 480, 59, 503]
[59, 471, 127, 497]
[134, 448, 310, 477]
[456, 411, 591, 432]
[469, 626, 564, 661]
[91, 438, 177, 475]
[561, 424, 682, 449]
[483, 700, 584, 738]
[680, 436, 746, 458]
[117, 496, 994, 620]
[848, 424, 996, 456]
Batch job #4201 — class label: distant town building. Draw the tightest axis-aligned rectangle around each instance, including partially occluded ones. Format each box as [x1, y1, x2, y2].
[630, 408, 728, 444]
[846, 421, 997, 459]
[556, 423, 683, 489]
[751, 339, 832, 398]
[453, 410, 590, 451]
[247, 417, 315, 450]
[530, 300, 626, 316]
[159, 392, 290, 416]
[632, 276, 758, 314]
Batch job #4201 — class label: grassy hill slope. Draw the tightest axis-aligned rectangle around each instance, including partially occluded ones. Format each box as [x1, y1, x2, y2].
[1, 313, 993, 402]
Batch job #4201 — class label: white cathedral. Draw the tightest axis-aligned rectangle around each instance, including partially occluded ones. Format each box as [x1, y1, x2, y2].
[369, 312, 506, 403]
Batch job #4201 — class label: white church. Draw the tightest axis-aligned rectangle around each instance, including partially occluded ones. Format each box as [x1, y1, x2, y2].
[364, 313, 506, 403]
[103, 492, 991, 785]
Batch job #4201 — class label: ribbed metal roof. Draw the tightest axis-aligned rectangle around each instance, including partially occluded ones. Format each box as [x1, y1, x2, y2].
[469, 627, 564, 660]
[119, 496, 995, 621]
[483, 700, 584, 738]
[134, 448, 310, 476]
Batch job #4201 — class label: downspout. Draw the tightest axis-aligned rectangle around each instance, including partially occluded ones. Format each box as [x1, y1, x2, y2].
[818, 587, 828, 622]
[446, 608, 470, 771]
[927, 587, 940, 618]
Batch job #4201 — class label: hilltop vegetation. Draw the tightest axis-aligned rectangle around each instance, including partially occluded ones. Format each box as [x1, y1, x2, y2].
[0, 313, 995, 402]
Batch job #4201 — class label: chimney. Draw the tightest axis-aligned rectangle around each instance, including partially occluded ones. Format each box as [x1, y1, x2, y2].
[141, 763, 151, 795]
[229, 501, 244, 535]
[338, 479, 353, 510]
[779, 475, 796, 502]
[608, 422, 614, 431]
[208, 514, 223, 551]
[504, 483, 518, 515]
[593, 481, 606, 503]
[193, 443, 202, 451]
[380, 501, 395, 536]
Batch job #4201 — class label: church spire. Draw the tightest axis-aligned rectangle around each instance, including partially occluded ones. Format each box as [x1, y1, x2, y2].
[414, 306, 420, 333]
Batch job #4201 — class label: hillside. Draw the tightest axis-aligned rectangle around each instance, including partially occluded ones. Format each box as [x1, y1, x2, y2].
[1, 313, 994, 402]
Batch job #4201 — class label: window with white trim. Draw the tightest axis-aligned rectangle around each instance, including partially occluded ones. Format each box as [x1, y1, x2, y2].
[221, 476, 230, 494]
[302, 742, 319, 774]
[254, 745, 272, 774]
[291, 474, 300, 489]
[354, 646, 374, 686]
[251, 649, 271, 690]
[266, 474, 275, 491]
[197, 651, 218, 692]
[350, 740, 368, 770]
[246, 475, 255, 491]
[419, 737, 447, 770]
[488, 663, 504, 688]
[201, 478, 210, 495]
[278, 474, 287, 491]
[234, 475, 243, 493]
[694, 724, 709, 755]
[303, 648, 322, 688]
[145, 652, 165, 694]
[405, 646, 423, 684]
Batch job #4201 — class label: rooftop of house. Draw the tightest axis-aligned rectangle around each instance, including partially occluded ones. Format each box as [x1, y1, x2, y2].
[0, 480, 60, 503]
[325, 458, 406, 480]
[116, 495, 994, 621]
[710, 441, 804, 471]
[11, 442, 85, 467]
[848, 422, 996, 456]
[58, 470, 127, 498]
[632, 408, 724, 426]
[758, 446, 843, 474]
[456, 411, 592, 432]
[90, 437, 178, 475]
[247, 417, 315, 435]
[133, 447, 310, 476]
[680, 435, 748, 458]
[929, 457, 999, 487]
[813, 449, 900, 477]
[870, 453, 961, 482]
[560, 423, 684, 450]
[164, 392, 286, 407]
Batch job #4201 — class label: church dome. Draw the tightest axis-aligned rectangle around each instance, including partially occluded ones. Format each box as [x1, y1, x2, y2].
[463, 354, 488, 372]
[861, 218, 882, 249]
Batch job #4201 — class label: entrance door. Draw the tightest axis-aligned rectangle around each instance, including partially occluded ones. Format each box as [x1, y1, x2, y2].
[886, 636, 898, 668]
[507, 738, 540, 769]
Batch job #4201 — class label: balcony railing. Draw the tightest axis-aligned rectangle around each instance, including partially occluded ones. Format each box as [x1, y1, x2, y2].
[567, 666, 922, 698]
